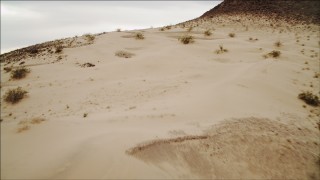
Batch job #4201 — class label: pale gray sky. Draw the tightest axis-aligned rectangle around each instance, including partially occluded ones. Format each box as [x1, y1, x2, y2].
[0, 1, 221, 54]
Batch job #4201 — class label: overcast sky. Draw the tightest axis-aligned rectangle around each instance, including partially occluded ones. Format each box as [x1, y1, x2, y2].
[0, 1, 221, 54]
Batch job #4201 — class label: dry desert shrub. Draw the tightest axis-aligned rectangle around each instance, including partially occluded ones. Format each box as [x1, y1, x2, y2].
[11, 67, 30, 79]
[215, 45, 228, 54]
[298, 91, 319, 106]
[3, 66, 12, 73]
[264, 50, 281, 59]
[204, 30, 212, 36]
[31, 118, 45, 124]
[135, 32, 145, 40]
[55, 45, 63, 53]
[116, 28, 121, 32]
[3, 87, 28, 104]
[17, 125, 30, 133]
[229, 33, 235, 38]
[165, 25, 172, 30]
[84, 34, 95, 41]
[187, 27, 193, 32]
[81, 63, 95, 68]
[314, 72, 320, 78]
[115, 50, 134, 58]
[178, 35, 194, 44]
[274, 41, 282, 47]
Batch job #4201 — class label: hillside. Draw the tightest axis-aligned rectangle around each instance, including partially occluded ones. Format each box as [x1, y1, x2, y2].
[200, 0, 320, 24]
[1, 1, 320, 179]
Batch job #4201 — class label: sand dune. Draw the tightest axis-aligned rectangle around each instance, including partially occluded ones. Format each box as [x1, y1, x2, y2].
[1, 4, 320, 179]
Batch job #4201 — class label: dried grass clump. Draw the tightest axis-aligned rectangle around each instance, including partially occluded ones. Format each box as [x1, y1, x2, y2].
[204, 30, 212, 36]
[3, 87, 28, 104]
[215, 45, 228, 54]
[298, 91, 319, 106]
[135, 32, 145, 40]
[115, 51, 134, 58]
[11, 67, 30, 79]
[178, 35, 194, 44]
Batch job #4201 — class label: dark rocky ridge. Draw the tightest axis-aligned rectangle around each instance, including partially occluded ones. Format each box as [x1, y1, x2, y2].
[200, 0, 320, 24]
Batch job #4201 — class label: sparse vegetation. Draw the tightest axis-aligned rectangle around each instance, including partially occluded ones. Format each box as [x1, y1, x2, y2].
[178, 35, 194, 44]
[135, 32, 145, 40]
[160, 27, 165, 31]
[11, 67, 30, 79]
[274, 41, 282, 47]
[117, 28, 121, 32]
[115, 50, 134, 58]
[215, 45, 228, 54]
[3, 87, 28, 104]
[204, 30, 212, 36]
[84, 34, 95, 41]
[83, 113, 88, 118]
[264, 50, 281, 59]
[229, 33, 235, 38]
[187, 27, 193, 32]
[298, 91, 319, 106]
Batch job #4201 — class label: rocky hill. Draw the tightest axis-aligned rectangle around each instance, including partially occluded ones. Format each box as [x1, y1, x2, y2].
[200, 0, 320, 24]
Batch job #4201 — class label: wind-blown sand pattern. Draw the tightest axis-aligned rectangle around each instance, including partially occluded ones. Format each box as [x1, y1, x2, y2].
[1, 0, 320, 179]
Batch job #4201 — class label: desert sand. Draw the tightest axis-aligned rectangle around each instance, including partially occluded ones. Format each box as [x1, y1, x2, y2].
[1, 7, 320, 180]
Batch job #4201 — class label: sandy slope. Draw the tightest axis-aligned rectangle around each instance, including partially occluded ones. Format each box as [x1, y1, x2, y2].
[1, 16, 320, 179]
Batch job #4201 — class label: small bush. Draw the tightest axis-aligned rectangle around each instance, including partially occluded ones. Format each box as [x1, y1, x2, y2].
[274, 41, 282, 47]
[30, 118, 45, 124]
[84, 34, 95, 41]
[264, 50, 281, 58]
[204, 30, 212, 36]
[3, 87, 28, 104]
[115, 51, 134, 58]
[17, 125, 30, 133]
[11, 67, 30, 79]
[313, 72, 320, 78]
[298, 91, 319, 106]
[55, 46, 63, 53]
[83, 113, 88, 118]
[187, 27, 193, 32]
[165, 25, 172, 30]
[29, 47, 39, 54]
[160, 27, 165, 31]
[3, 67, 12, 73]
[229, 33, 235, 38]
[215, 45, 228, 54]
[81, 63, 95, 67]
[178, 35, 194, 44]
[117, 28, 121, 32]
[135, 32, 145, 40]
